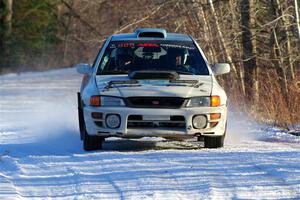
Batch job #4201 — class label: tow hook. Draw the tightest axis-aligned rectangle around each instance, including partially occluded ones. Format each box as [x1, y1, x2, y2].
[194, 133, 202, 137]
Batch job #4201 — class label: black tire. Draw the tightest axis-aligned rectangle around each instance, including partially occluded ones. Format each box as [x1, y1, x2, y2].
[78, 93, 104, 151]
[204, 135, 224, 148]
[77, 93, 85, 140]
[204, 121, 227, 148]
[197, 136, 204, 142]
[83, 132, 103, 151]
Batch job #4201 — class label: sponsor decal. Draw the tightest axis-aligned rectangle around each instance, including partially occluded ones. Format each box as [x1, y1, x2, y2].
[137, 43, 160, 47]
[117, 43, 135, 48]
[160, 43, 195, 50]
[115, 43, 160, 48]
[112, 43, 194, 49]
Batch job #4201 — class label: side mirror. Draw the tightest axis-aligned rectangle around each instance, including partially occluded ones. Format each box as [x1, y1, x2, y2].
[76, 63, 92, 75]
[212, 63, 230, 75]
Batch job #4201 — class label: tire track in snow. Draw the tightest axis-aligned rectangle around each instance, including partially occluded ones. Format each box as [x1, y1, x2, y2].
[247, 146, 299, 197]
[138, 152, 186, 200]
[1, 68, 300, 199]
[66, 155, 127, 200]
[0, 172, 20, 199]
[0, 152, 25, 199]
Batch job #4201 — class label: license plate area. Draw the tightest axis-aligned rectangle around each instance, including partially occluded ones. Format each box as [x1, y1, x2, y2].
[143, 115, 170, 121]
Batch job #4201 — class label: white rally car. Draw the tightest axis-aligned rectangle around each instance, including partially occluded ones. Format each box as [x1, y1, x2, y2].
[76, 28, 230, 150]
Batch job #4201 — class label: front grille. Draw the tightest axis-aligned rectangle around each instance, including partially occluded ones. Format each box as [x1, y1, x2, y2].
[127, 115, 186, 129]
[126, 97, 185, 108]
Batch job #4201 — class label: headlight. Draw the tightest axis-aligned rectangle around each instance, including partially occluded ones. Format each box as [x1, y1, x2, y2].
[101, 96, 125, 106]
[90, 96, 125, 107]
[186, 96, 221, 107]
[186, 97, 210, 107]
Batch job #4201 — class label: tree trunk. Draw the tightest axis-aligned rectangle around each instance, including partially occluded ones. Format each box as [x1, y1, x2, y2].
[269, 0, 289, 101]
[272, 0, 294, 80]
[192, 0, 215, 63]
[4, 0, 12, 34]
[208, 0, 237, 75]
[271, 29, 289, 101]
[241, 0, 258, 105]
[294, 0, 300, 51]
[229, 0, 246, 95]
[0, 0, 13, 70]
[207, 0, 237, 75]
[0, 1, 4, 56]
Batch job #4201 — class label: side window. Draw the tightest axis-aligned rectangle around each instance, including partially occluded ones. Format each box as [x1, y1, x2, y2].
[92, 39, 107, 68]
[100, 54, 109, 70]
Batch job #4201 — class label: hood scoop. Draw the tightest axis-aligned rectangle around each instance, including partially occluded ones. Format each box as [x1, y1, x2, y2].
[129, 71, 179, 80]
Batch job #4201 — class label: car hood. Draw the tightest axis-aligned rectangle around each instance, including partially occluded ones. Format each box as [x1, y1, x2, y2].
[95, 75, 212, 98]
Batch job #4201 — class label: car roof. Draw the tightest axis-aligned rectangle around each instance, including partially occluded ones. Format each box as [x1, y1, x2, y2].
[111, 28, 192, 42]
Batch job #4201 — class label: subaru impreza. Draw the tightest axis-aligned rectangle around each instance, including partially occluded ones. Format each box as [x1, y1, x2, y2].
[76, 28, 230, 150]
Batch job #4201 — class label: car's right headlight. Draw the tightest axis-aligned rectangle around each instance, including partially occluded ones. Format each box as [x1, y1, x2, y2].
[186, 96, 220, 107]
[186, 97, 210, 107]
[90, 96, 125, 107]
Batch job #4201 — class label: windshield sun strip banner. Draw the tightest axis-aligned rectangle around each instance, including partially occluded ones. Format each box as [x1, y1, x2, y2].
[110, 42, 195, 50]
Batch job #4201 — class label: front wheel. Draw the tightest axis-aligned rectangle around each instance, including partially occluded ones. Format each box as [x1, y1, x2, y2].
[83, 130, 104, 151]
[78, 92, 104, 151]
[204, 135, 224, 148]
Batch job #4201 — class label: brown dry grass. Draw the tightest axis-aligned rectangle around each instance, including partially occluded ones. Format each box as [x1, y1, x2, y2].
[227, 69, 300, 129]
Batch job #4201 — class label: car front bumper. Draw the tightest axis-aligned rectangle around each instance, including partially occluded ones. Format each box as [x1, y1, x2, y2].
[83, 105, 227, 138]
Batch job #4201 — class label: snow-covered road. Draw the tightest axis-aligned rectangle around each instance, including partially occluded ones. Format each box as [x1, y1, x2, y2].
[0, 68, 299, 199]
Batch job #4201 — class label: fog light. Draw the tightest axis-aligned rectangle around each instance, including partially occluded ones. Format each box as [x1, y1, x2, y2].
[209, 122, 218, 128]
[210, 113, 221, 120]
[192, 115, 207, 129]
[106, 114, 121, 129]
[91, 112, 103, 119]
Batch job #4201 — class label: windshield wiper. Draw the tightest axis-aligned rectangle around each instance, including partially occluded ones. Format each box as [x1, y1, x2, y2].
[100, 70, 194, 75]
[103, 80, 140, 91]
[167, 79, 203, 88]
[100, 70, 128, 75]
[170, 80, 198, 84]
[109, 80, 139, 85]
[176, 71, 194, 75]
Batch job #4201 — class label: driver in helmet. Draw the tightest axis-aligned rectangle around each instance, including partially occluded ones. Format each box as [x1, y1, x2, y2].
[116, 48, 134, 70]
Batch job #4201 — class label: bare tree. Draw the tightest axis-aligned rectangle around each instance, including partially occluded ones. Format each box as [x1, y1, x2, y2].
[241, 0, 258, 104]
[229, 0, 246, 95]
[190, 0, 215, 63]
[272, 0, 294, 80]
[0, 0, 13, 70]
[271, 29, 289, 100]
[269, 0, 289, 100]
[294, 0, 300, 50]
[207, 0, 237, 75]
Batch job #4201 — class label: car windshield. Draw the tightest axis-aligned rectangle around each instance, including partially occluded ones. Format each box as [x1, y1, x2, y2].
[96, 40, 209, 75]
